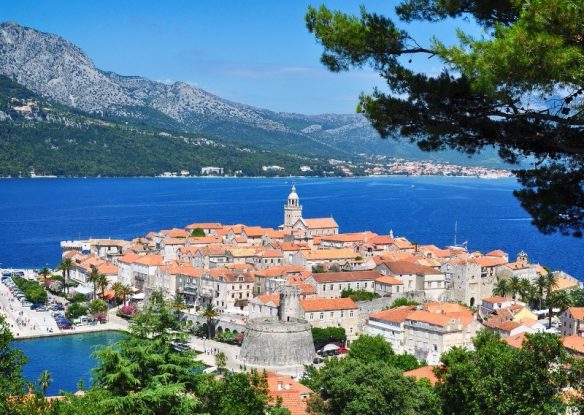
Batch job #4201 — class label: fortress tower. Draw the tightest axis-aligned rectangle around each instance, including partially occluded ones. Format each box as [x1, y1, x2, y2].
[240, 284, 314, 368]
[283, 185, 302, 227]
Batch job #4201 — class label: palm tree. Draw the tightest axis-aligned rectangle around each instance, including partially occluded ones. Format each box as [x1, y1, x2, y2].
[544, 272, 559, 298]
[39, 266, 50, 282]
[59, 258, 73, 294]
[172, 294, 186, 316]
[509, 276, 522, 300]
[518, 279, 535, 305]
[88, 265, 100, 300]
[97, 274, 109, 298]
[535, 274, 548, 310]
[110, 282, 125, 305]
[38, 370, 52, 395]
[493, 278, 511, 298]
[120, 284, 133, 306]
[202, 303, 219, 339]
[546, 290, 572, 329]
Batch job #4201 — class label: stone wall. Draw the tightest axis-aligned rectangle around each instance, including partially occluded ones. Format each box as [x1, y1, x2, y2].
[240, 318, 314, 367]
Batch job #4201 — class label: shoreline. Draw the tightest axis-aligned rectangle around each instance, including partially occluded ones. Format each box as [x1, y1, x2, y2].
[0, 173, 514, 180]
[13, 326, 127, 341]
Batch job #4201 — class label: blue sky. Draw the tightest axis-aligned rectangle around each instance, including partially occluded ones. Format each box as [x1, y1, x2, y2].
[0, 1, 481, 114]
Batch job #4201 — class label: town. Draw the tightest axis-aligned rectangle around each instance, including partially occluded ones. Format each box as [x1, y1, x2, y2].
[2, 185, 582, 414]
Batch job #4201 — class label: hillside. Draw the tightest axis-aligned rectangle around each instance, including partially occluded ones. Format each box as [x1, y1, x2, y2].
[0, 22, 508, 167]
[0, 76, 329, 177]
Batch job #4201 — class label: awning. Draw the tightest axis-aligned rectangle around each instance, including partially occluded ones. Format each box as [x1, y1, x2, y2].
[322, 343, 340, 352]
[132, 292, 145, 300]
[102, 290, 115, 300]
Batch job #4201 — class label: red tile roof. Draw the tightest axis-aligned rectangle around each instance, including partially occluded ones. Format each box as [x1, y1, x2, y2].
[403, 366, 439, 385]
[369, 306, 416, 324]
[311, 271, 381, 283]
[300, 297, 357, 312]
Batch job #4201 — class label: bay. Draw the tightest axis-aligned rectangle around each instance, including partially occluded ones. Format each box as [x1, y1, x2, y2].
[0, 176, 582, 279]
[13, 331, 126, 396]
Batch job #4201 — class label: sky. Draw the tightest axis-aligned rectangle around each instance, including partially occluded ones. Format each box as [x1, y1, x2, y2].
[0, 1, 482, 114]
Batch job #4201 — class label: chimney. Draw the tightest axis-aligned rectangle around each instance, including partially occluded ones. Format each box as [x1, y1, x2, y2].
[277, 381, 283, 391]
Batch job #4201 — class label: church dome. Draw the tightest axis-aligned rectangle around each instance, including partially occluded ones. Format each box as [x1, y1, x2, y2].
[288, 185, 299, 200]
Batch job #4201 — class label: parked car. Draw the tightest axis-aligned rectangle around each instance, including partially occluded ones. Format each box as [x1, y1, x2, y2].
[21, 301, 33, 308]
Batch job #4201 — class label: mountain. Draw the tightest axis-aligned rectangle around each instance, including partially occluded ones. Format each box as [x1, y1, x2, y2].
[0, 21, 506, 167]
[0, 75, 330, 177]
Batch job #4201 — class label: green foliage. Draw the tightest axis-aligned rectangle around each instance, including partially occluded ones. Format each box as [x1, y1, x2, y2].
[12, 276, 47, 304]
[0, 76, 329, 178]
[348, 335, 394, 363]
[0, 315, 27, 413]
[570, 288, 584, 307]
[390, 297, 419, 308]
[69, 292, 88, 303]
[305, 358, 442, 415]
[37, 370, 52, 395]
[88, 299, 108, 315]
[435, 330, 574, 415]
[214, 330, 239, 345]
[341, 288, 378, 301]
[311, 327, 347, 350]
[190, 228, 206, 237]
[305, 1, 584, 237]
[66, 303, 88, 320]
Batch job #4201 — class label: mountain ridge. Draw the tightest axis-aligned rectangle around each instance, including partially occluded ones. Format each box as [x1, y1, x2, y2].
[0, 21, 507, 167]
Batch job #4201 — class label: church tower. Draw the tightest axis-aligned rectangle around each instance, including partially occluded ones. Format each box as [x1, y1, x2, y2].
[284, 185, 302, 227]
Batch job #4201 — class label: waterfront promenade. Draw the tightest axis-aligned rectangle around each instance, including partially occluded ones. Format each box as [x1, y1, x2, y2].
[0, 281, 128, 339]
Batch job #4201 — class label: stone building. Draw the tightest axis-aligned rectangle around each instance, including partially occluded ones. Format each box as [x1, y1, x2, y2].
[561, 307, 584, 337]
[240, 285, 314, 368]
[304, 271, 380, 298]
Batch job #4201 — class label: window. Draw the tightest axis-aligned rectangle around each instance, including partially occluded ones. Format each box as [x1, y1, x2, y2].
[340, 311, 344, 318]
[330, 311, 334, 318]
[310, 313, 314, 320]
[319, 312, 324, 320]
[330, 284, 333, 290]
[364, 282, 367, 288]
[349, 311, 354, 317]
[323, 285, 326, 291]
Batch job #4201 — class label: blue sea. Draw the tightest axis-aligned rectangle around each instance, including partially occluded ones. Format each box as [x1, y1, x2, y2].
[14, 331, 125, 396]
[0, 177, 582, 279]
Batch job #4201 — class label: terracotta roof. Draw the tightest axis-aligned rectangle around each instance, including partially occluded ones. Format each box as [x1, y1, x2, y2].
[117, 253, 142, 264]
[301, 249, 356, 260]
[568, 307, 584, 320]
[393, 237, 413, 249]
[473, 256, 508, 267]
[406, 310, 453, 327]
[381, 261, 440, 275]
[160, 228, 189, 238]
[257, 294, 280, 306]
[482, 296, 513, 304]
[375, 276, 403, 285]
[266, 372, 311, 415]
[504, 332, 527, 349]
[185, 222, 222, 230]
[303, 218, 338, 229]
[403, 366, 439, 385]
[187, 236, 223, 244]
[97, 263, 118, 275]
[255, 266, 306, 278]
[553, 276, 580, 292]
[300, 297, 357, 312]
[486, 249, 508, 257]
[297, 283, 317, 295]
[369, 306, 416, 324]
[562, 335, 584, 355]
[320, 232, 375, 243]
[163, 237, 186, 245]
[312, 271, 381, 283]
[243, 226, 274, 237]
[423, 303, 474, 325]
[369, 235, 394, 245]
[134, 255, 164, 266]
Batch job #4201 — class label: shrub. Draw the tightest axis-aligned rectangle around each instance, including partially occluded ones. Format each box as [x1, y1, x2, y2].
[389, 297, 420, 308]
[13, 277, 48, 304]
[66, 303, 88, 320]
[312, 327, 346, 350]
[69, 292, 88, 303]
[341, 288, 378, 302]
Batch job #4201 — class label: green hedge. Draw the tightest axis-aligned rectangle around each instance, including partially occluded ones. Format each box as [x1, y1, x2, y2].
[13, 277, 48, 304]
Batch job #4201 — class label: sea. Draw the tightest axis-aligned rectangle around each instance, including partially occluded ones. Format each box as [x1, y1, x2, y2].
[0, 176, 582, 279]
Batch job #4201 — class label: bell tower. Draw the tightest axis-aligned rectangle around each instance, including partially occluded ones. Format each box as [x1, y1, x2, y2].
[284, 184, 302, 227]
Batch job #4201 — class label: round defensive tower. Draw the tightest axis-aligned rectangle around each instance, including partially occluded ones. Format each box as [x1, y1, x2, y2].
[240, 285, 314, 368]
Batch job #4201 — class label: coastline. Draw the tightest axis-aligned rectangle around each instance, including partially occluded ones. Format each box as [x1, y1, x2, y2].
[0, 173, 514, 180]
